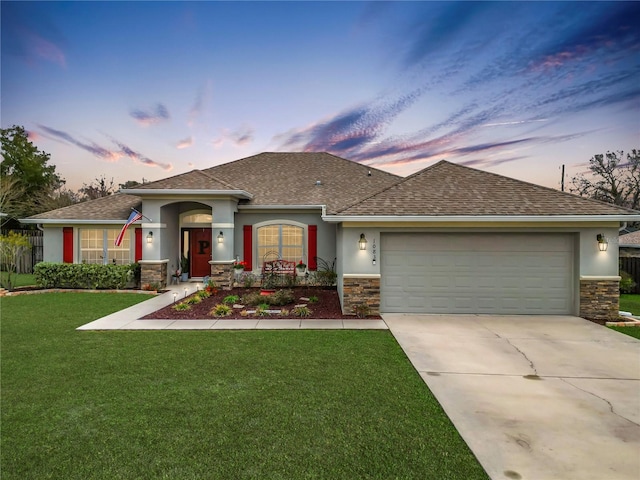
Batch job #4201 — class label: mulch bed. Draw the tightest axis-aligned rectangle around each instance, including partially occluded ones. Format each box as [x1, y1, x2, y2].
[143, 287, 380, 320]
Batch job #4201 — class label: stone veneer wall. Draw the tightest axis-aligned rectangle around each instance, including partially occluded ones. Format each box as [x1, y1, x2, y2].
[342, 276, 380, 315]
[210, 262, 233, 290]
[141, 262, 168, 289]
[579, 278, 619, 324]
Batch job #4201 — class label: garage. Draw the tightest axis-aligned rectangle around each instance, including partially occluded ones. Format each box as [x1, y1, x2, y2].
[381, 233, 575, 314]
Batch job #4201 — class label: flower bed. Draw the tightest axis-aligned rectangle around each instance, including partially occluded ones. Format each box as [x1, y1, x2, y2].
[143, 287, 380, 320]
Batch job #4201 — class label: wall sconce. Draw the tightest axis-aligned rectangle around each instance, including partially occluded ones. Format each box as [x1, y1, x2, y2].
[217, 231, 224, 244]
[359, 233, 368, 250]
[146, 231, 153, 244]
[597, 234, 608, 252]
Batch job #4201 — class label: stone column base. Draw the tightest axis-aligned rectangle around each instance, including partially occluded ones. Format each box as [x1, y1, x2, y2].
[579, 277, 620, 324]
[342, 275, 381, 315]
[140, 260, 169, 289]
[209, 262, 233, 290]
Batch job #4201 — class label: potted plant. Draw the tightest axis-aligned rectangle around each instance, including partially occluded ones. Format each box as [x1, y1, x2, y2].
[233, 260, 247, 276]
[296, 260, 306, 275]
[180, 255, 189, 281]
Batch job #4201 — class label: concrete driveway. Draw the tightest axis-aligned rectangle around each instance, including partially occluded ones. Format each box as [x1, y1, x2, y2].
[384, 314, 640, 480]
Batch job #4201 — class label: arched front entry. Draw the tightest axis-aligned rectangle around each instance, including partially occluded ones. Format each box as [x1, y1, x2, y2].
[181, 210, 213, 278]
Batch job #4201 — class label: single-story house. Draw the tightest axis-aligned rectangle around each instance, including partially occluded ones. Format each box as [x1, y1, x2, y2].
[21, 152, 640, 321]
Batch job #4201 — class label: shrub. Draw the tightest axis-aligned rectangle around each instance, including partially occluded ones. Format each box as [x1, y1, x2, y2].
[240, 272, 256, 288]
[197, 289, 210, 299]
[269, 289, 294, 305]
[620, 270, 636, 293]
[309, 295, 319, 304]
[34, 262, 135, 289]
[255, 305, 270, 317]
[223, 295, 240, 305]
[185, 295, 202, 305]
[173, 302, 191, 311]
[292, 306, 312, 317]
[353, 304, 371, 318]
[210, 303, 232, 317]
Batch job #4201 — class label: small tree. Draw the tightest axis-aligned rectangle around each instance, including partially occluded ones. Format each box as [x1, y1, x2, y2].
[0, 231, 32, 290]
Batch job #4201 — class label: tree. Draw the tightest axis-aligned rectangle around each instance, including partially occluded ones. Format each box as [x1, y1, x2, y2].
[570, 149, 640, 210]
[79, 175, 116, 201]
[0, 231, 31, 290]
[0, 125, 64, 218]
[119, 180, 141, 189]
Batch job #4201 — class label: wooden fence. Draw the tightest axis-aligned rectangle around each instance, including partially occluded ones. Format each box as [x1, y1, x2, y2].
[620, 257, 640, 294]
[1, 229, 44, 274]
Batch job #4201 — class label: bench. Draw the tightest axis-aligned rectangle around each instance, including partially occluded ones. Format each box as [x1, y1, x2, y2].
[261, 259, 297, 287]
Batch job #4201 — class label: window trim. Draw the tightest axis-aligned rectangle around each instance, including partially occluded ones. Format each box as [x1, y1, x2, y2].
[78, 228, 134, 265]
[253, 220, 307, 270]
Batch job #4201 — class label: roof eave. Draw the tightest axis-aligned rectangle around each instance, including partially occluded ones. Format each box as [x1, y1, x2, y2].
[238, 204, 326, 211]
[121, 188, 253, 199]
[19, 218, 140, 225]
[322, 214, 640, 223]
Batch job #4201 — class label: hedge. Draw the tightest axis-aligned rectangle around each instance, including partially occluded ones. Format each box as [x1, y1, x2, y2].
[34, 262, 140, 290]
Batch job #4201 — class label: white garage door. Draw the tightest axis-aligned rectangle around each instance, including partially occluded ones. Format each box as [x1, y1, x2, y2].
[381, 233, 575, 314]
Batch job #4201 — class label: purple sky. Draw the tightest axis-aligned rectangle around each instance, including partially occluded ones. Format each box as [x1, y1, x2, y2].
[2, 1, 639, 191]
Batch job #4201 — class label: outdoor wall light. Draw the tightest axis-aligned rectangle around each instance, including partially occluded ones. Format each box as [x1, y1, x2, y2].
[217, 231, 224, 244]
[359, 233, 368, 250]
[597, 234, 608, 252]
[146, 231, 153, 244]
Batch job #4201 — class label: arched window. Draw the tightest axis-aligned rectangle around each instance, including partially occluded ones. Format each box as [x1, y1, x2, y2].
[256, 223, 304, 263]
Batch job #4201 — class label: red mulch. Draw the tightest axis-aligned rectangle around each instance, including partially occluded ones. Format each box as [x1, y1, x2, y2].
[143, 287, 380, 320]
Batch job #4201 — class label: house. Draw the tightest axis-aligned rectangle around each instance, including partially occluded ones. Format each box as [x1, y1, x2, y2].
[21, 152, 640, 321]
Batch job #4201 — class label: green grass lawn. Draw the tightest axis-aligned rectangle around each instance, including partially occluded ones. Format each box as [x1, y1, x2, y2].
[609, 326, 640, 339]
[619, 293, 640, 315]
[1, 293, 488, 480]
[0, 272, 36, 288]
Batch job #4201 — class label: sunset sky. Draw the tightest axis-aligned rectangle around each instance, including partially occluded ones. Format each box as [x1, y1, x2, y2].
[2, 1, 638, 192]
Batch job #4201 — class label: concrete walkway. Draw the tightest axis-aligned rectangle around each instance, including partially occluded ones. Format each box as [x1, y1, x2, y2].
[77, 283, 387, 330]
[385, 314, 640, 480]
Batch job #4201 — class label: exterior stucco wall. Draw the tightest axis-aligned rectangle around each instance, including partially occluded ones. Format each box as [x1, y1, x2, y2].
[42, 226, 63, 263]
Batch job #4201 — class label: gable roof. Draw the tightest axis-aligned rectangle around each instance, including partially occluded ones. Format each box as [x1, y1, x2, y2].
[130, 169, 239, 191]
[200, 152, 401, 212]
[24, 194, 142, 222]
[332, 160, 639, 217]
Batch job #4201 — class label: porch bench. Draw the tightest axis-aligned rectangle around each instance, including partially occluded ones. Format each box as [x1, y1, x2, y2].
[261, 259, 297, 286]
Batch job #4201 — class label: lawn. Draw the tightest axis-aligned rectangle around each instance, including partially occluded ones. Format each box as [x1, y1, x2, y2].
[1, 293, 489, 480]
[0, 272, 36, 288]
[619, 293, 640, 315]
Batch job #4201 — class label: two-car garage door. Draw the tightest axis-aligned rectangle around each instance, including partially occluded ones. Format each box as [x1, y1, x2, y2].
[381, 233, 575, 314]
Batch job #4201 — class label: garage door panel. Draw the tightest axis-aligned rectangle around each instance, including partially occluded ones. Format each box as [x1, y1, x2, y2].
[381, 233, 574, 314]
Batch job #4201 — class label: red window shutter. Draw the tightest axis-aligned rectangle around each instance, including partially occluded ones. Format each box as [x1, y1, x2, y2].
[243, 225, 253, 271]
[135, 228, 142, 262]
[63, 227, 73, 263]
[308, 225, 317, 270]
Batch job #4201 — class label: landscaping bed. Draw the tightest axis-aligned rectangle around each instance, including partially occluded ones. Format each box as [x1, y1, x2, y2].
[143, 287, 379, 320]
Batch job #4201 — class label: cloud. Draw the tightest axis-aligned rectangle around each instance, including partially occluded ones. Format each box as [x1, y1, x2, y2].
[130, 103, 170, 126]
[212, 126, 254, 148]
[37, 124, 172, 171]
[176, 136, 194, 149]
[188, 81, 212, 127]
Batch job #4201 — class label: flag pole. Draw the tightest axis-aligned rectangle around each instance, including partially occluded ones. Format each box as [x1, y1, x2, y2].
[132, 207, 152, 222]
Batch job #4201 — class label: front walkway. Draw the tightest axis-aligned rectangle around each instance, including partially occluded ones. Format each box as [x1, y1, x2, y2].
[76, 283, 387, 330]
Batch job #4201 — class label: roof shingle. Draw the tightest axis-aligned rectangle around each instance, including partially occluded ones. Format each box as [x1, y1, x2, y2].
[334, 160, 639, 216]
[26, 194, 142, 220]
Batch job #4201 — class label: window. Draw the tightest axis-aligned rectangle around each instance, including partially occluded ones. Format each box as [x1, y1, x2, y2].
[257, 224, 304, 263]
[80, 229, 132, 265]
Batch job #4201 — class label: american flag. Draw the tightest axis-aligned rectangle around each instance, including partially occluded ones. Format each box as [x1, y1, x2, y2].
[115, 209, 143, 246]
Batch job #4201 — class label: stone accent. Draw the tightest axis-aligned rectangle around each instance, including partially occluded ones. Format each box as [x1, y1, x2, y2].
[342, 276, 380, 315]
[210, 262, 233, 290]
[141, 262, 168, 289]
[580, 278, 619, 324]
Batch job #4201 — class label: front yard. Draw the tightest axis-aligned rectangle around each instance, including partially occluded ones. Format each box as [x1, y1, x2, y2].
[1, 293, 488, 480]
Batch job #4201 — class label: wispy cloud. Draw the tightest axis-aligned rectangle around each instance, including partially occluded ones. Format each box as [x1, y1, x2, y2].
[176, 136, 194, 149]
[188, 81, 212, 127]
[130, 103, 170, 126]
[212, 126, 254, 148]
[37, 125, 172, 171]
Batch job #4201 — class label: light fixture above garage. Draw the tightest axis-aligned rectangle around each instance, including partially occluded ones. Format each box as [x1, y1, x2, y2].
[597, 234, 608, 251]
[359, 233, 368, 250]
[217, 231, 224, 244]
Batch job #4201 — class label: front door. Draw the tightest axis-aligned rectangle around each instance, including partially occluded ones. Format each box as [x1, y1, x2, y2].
[190, 228, 212, 277]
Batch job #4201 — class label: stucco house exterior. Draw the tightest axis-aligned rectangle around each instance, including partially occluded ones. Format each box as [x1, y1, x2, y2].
[21, 152, 640, 321]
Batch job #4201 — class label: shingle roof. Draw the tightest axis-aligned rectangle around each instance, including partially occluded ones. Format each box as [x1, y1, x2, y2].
[334, 160, 639, 216]
[619, 231, 640, 245]
[201, 152, 401, 213]
[26, 194, 142, 221]
[130, 169, 240, 191]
